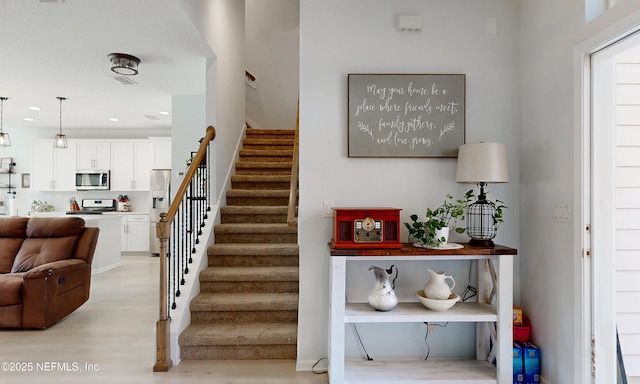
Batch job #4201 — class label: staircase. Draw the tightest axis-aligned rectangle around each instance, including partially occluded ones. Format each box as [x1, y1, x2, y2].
[179, 128, 299, 360]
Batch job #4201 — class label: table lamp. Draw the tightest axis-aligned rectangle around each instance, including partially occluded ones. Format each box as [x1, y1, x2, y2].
[455, 142, 509, 247]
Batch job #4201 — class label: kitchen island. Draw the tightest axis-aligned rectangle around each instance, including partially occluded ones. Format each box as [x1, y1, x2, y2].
[28, 212, 122, 274]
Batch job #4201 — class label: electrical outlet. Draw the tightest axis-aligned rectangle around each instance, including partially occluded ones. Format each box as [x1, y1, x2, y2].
[323, 201, 334, 218]
[421, 322, 434, 332]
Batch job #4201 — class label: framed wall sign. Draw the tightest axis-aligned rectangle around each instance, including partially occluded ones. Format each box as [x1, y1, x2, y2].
[22, 173, 30, 188]
[348, 74, 465, 158]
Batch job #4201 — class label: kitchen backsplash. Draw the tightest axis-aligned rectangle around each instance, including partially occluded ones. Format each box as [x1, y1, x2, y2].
[10, 190, 151, 216]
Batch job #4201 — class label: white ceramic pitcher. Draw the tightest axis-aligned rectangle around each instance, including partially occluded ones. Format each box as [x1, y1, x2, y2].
[423, 268, 455, 300]
[367, 265, 398, 311]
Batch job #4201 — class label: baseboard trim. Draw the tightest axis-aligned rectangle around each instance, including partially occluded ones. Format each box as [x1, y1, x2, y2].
[296, 358, 328, 372]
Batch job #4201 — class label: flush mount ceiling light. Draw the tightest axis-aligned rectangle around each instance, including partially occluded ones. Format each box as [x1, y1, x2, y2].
[108, 53, 140, 76]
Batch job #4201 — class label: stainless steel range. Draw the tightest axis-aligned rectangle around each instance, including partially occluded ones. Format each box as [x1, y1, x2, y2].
[66, 199, 117, 214]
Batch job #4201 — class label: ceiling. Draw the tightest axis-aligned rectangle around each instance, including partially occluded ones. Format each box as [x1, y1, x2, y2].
[0, 0, 213, 135]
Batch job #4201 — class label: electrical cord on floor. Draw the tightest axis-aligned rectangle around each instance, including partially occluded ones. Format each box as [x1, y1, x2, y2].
[423, 322, 449, 361]
[460, 260, 477, 302]
[346, 295, 373, 361]
[311, 357, 328, 374]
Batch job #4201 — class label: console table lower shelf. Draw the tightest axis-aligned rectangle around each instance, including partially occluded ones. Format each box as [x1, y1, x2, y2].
[328, 243, 517, 384]
[342, 359, 497, 384]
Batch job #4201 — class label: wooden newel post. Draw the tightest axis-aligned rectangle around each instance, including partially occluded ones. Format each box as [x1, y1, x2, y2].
[153, 212, 172, 372]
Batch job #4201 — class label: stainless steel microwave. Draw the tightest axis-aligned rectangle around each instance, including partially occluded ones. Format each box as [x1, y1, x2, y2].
[75, 170, 110, 190]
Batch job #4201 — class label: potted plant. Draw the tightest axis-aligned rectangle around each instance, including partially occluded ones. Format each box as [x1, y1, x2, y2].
[404, 191, 473, 247]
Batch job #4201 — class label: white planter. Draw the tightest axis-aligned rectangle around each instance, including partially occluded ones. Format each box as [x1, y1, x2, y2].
[434, 227, 450, 246]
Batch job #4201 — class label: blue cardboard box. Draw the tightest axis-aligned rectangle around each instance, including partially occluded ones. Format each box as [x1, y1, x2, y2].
[521, 341, 540, 384]
[513, 342, 524, 384]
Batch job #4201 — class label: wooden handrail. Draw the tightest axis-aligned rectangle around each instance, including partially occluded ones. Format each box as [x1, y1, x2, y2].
[245, 70, 256, 82]
[153, 125, 216, 372]
[166, 126, 216, 224]
[287, 103, 299, 226]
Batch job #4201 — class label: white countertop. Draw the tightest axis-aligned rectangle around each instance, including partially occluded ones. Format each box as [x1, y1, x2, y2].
[28, 211, 149, 216]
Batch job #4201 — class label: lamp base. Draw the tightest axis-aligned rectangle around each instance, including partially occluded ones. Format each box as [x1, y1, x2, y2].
[468, 239, 495, 248]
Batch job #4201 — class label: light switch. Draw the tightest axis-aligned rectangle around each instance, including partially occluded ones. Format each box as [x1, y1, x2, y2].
[553, 202, 571, 223]
[486, 17, 497, 35]
[323, 201, 334, 218]
[398, 15, 422, 32]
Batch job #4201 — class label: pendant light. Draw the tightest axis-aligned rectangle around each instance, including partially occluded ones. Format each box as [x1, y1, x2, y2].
[54, 97, 67, 148]
[0, 97, 11, 147]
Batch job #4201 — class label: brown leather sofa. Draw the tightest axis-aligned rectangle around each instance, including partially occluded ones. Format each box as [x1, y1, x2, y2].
[0, 216, 99, 329]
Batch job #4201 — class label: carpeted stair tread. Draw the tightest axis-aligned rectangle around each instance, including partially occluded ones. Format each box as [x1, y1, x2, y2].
[214, 223, 297, 234]
[240, 149, 293, 157]
[236, 161, 292, 169]
[220, 206, 288, 215]
[242, 138, 294, 145]
[208, 243, 299, 256]
[246, 128, 295, 136]
[231, 174, 291, 182]
[200, 266, 299, 282]
[226, 189, 290, 197]
[190, 292, 299, 312]
[180, 323, 297, 346]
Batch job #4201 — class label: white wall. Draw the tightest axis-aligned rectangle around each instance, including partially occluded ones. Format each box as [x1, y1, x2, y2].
[170, 95, 206, 199]
[181, 0, 246, 205]
[299, 0, 520, 368]
[519, 1, 640, 383]
[245, 0, 299, 130]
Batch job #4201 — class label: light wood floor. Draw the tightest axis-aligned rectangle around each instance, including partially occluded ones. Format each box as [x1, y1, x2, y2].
[0, 256, 328, 384]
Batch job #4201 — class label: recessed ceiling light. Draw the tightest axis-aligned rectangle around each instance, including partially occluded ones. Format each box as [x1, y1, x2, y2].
[109, 118, 120, 122]
[159, 111, 171, 115]
[28, 106, 41, 111]
[24, 117, 35, 122]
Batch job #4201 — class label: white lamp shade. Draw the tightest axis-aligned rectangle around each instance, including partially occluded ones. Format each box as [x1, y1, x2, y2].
[456, 142, 509, 183]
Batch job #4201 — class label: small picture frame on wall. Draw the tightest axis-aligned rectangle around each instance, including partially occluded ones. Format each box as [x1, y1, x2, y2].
[0, 157, 12, 173]
[21, 173, 30, 188]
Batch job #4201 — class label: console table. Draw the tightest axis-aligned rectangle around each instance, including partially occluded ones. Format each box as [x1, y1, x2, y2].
[328, 243, 517, 384]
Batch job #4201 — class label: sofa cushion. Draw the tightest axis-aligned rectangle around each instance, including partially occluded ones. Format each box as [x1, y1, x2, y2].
[0, 218, 29, 274]
[11, 217, 85, 273]
[0, 274, 24, 306]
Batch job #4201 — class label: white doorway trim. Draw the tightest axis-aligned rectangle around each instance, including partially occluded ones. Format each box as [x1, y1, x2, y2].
[575, 15, 640, 384]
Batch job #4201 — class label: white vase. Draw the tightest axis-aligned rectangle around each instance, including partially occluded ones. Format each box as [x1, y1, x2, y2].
[434, 227, 450, 246]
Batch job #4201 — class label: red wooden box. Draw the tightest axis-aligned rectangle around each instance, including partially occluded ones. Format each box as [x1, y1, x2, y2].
[331, 207, 402, 249]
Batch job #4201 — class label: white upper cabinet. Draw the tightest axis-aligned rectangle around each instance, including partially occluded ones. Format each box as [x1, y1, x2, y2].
[77, 142, 111, 170]
[31, 141, 77, 191]
[150, 137, 172, 169]
[110, 141, 153, 191]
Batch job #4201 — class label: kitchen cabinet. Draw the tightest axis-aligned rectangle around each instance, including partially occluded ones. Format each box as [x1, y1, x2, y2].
[328, 244, 517, 384]
[77, 142, 110, 170]
[150, 137, 172, 169]
[31, 141, 77, 191]
[120, 214, 150, 252]
[110, 141, 153, 191]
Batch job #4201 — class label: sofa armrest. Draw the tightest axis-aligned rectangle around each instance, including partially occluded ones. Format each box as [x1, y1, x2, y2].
[22, 259, 86, 280]
[21, 259, 91, 328]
